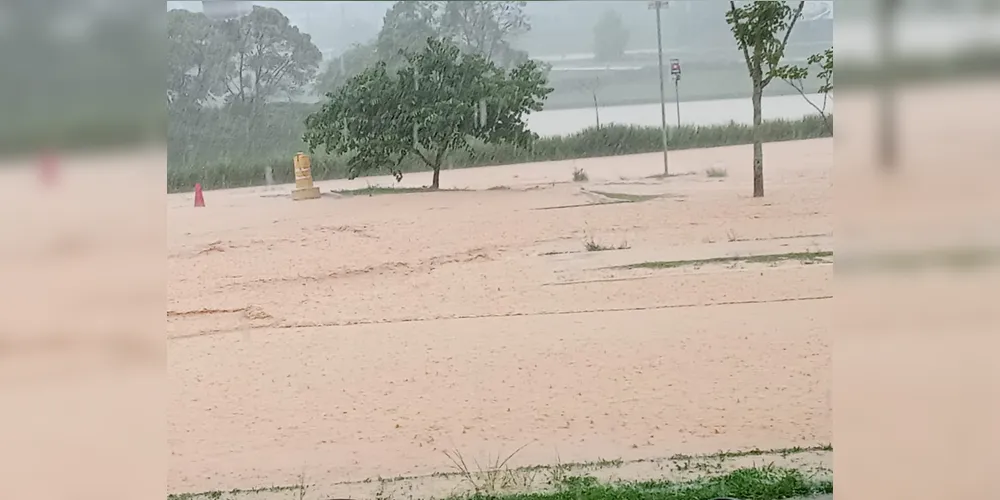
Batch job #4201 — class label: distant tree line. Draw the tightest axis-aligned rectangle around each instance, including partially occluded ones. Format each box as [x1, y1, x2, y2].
[167, 6, 323, 114]
[168, 1, 542, 167]
[167, 0, 836, 198]
[318, 1, 535, 93]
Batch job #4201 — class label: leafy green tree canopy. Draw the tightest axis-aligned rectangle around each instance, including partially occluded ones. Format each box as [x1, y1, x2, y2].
[725, 1, 804, 88]
[303, 37, 552, 189]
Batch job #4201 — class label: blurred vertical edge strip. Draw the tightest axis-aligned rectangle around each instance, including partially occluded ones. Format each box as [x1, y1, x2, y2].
[835, 1, 1000, 500]
[0, 0, 165, 157]
[0, 1, 166, 500]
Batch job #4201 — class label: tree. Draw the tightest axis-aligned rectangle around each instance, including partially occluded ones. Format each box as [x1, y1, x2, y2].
[167, 9, 228, 112]
[303, 37, 552, 190]
[725, 0, 805, 197]
[207, 5, 321, 161]
[374, 1, 531, 70]
[375, 1, 443, 68]
[317, 42, 378, 93]
[593, 9, 629, 62]
[216, 6, 322, 110]
[774, 47, 833, 132]
[440, 1, 531, 68]
[167, 5, 321, 162]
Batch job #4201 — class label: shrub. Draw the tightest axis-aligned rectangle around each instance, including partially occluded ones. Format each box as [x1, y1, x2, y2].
[706, 167, 729, 178]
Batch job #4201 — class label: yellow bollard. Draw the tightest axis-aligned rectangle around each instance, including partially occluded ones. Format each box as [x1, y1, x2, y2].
[291, 152, 321, 201]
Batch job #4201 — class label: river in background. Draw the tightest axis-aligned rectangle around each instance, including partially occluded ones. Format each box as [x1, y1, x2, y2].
[525, 93, 827, 137]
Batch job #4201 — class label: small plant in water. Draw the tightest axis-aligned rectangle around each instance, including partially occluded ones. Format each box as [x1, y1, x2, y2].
[572, 167, 589, 182]
[584, 235, 628, 252]
[706, 167, 728, 178]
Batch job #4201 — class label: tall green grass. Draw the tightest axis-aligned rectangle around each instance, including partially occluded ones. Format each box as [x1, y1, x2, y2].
[167, 114, 831, 193]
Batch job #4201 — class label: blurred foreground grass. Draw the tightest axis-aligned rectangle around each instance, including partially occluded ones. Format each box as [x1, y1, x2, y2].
[167, 114, 832, 193]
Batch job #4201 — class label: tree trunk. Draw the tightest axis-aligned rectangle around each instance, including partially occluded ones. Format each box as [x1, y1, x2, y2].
[431, 166, 441, 190]
[751, 83, 764, 198]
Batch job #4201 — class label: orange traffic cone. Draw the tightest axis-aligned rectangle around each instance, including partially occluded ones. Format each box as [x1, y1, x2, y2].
[194, 183, 205, 207]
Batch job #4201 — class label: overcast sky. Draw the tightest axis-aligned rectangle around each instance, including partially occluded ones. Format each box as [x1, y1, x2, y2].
[165, 1, 844, 61]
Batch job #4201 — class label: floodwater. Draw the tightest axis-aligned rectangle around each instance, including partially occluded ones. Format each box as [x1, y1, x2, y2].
[526, 92, 827, 137]
[167, 139, 833, 496]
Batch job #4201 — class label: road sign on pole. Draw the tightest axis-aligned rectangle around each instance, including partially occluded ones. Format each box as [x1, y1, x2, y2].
[670, 58, 681, 127]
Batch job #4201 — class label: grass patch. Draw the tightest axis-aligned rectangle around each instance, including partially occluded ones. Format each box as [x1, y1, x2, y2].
[168, 114, 832, 193]
[444, 444, 534, 494]
[647, 172, 698, 180]
[572, 168, 589, 182]
[331, 186, 467, 197]
[588, 190, 660, 203]
[487, 185, 512, 190]
[539, 250, 579, 256]
[622, 251, 833, 270]
[706, 167, 728, 178]
[584, 235, 630, 252]
[532, 200, 632, 211]
[467, 465, 831, 500]
[166, 484, 303, 500]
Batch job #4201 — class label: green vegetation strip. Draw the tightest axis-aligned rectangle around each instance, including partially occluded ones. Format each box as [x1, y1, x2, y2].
[167, 465, 831, 500]
[588, 191, 662, 203]
[483, 466, 832, 500]
[167, 445, 832, 500]
[621, 251, 833, 270]
[167, 114, 831, 193]
[331, 186, 470, 197]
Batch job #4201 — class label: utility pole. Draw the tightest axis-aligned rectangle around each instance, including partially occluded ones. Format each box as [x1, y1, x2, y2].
[648, 1, 670, 176]
[674, 78, 681, 126]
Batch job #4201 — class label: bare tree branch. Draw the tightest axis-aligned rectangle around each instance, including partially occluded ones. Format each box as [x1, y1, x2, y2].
[782, 76, 831, 132]
[729, 2, 754, 73]
[763, 1, 805, 87]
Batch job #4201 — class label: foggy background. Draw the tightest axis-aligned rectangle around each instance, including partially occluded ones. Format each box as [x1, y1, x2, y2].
[168, 1, 831, 61]
[163, 1, 834, 187]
